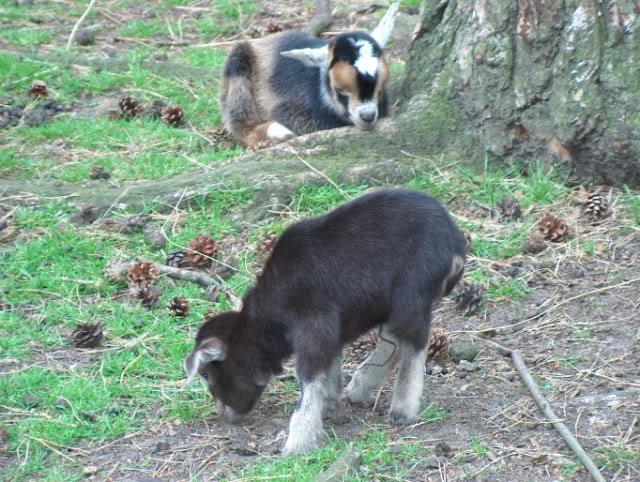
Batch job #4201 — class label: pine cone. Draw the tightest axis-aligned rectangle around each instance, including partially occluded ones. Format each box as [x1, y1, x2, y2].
[72, 205, 100, 225]
[346, 332, 377, 366]
[496, 196, 522, 220]
[256, 233, 277, 257]
[583, 192, 609, 221]
[455, 282, 484, 316]
[29, 80, 48, 97]
[537, 213, 569, 242]
[427, 328, 449, 363]
[119, 96, 143, 119]
[72, 322, 104, 348]
[165, 250, 189, 268]
[522, 237, 547, 255]
[187, 235, 217, 268]
[127, 261, 160, 285]
[161, 105, 184, 127]
[247, 25, 263, 38]
[462, 230, 473, 255]
[123, 214, 152, 233]
[210, 125, 237, 148]
[265, 22, 283, 34]
[168, 296, 189, 317]
[148, 99, 167, 120]
[134, 284, 161, 308]
[89, 165, 111, 180]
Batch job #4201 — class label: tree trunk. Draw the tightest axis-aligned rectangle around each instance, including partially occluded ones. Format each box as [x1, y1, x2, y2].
[404, 0, 640, 186]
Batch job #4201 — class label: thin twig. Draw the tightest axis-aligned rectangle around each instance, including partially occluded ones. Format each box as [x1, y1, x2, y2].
[66, 0, 98, 51]
[305, 0, 334, 37]
[511, 350, 606, 482]
[295, 154, 350, 200]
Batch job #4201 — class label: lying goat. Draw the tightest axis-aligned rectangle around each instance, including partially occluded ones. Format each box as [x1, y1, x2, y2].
[219, 3, 399, 149]
[184, 189, 465, 454]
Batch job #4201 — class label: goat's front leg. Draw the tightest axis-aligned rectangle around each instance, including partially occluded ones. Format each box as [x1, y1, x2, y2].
[387, 343, 427, 426]
[282, 376, 327, 455]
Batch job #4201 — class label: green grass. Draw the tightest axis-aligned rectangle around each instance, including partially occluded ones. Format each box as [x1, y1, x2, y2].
[469, 434, 488, 457]
[419, 402, 450, 423]
[239, 430, 427, 481]
[291, 183, 370, 215]
[0, 191, 254, 480]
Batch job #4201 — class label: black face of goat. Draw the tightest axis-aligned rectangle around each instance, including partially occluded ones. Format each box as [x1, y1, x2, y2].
[184, 188, 466, 454]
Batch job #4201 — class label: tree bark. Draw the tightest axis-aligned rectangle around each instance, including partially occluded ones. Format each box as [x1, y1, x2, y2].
[404, 0, 640, 186]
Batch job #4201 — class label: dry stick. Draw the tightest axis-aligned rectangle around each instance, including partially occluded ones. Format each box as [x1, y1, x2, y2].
[510, 350, 606, 482]
[156, 264, 218, 288]
[66, 0, 98, 51]
[305, 0, 334, 37]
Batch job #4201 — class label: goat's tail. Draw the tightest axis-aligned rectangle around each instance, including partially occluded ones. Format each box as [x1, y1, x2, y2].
[219, 42, 263, 143]
[442, 254, 465, 298]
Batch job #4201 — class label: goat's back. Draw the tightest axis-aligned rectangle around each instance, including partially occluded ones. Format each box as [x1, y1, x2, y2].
[251, 189, 465, 340]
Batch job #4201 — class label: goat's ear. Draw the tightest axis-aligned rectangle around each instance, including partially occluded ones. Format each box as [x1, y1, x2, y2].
[281, 46, 328, 67]
[184, 337, 226, 384]
[370, 2, 400, 48]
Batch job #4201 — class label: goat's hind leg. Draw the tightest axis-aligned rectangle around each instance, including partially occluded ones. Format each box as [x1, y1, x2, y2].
[345, 328, 398, 405]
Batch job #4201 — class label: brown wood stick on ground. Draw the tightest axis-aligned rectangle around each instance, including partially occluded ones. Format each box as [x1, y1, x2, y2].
[511, 350, 606, 482]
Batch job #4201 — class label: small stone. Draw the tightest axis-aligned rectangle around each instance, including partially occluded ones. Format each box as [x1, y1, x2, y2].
[431, 365, 443, 375]
[459, 360, 476, 372]
[75, 29, 95, 46]
[89, 165, 111, 180]
[83, 465, 99, 475]
[449, 343, 480, 363]
[143, 224, 167, 249]
[229, 433, 259, 456]
[523, 238, 547, 255]
[152, 441, 171, 453]
[23, 394, 40, 407]
[435, 441, 453, 458]
[424, 455, 440, 469]
[504, 372, 515, 382]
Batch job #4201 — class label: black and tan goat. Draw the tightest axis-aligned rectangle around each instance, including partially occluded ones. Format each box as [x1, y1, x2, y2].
[184, 189, 466, 454]
[219, 3, 399, 149]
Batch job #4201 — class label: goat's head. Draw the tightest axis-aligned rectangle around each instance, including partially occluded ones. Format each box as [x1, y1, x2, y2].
[281, 3, 399, 129]
[183, 312, 271, 423]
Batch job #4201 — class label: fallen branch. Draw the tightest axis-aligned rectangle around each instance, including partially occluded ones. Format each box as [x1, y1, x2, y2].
[511, 350, 606, 482]
[305, 0, 334, 37]
[66, 0, 98, 51]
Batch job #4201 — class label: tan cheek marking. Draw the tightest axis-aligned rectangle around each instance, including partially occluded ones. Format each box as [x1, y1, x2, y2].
[330, 62, 360, 111]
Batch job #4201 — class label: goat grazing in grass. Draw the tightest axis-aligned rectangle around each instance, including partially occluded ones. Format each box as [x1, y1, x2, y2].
[219, 4, 399, 149]
[184, 189, 466, 454]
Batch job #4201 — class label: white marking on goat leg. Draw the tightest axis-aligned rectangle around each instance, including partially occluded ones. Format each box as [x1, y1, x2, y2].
[322, 356, 343, 419]
[352, 40, 379, 77]
[283, 377, 327, 454]
[266, 122, 295, 142]
[345, 331, 397, 405]
[387, 345, 427, 426]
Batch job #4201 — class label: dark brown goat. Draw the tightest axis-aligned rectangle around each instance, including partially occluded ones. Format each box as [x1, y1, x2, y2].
[184, 189, 465, 454]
